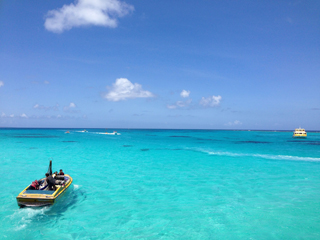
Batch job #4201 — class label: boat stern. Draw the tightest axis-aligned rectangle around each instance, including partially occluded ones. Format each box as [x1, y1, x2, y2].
[16, 191, 55, 207]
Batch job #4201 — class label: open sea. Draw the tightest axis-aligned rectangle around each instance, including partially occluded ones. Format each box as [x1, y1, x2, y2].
[1, 128, 320, 239]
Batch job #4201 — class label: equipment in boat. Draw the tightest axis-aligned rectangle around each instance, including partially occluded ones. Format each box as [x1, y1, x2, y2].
[16, 161, 73, 207]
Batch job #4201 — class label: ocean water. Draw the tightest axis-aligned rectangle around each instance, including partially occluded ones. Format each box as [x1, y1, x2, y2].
[1, 128, 320, 239]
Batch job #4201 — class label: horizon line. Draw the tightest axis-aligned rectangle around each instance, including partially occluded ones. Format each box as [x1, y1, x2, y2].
[0, 127, 319, 132]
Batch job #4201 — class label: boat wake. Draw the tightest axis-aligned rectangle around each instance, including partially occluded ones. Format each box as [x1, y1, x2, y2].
[197, 149, 320, 162]
[10, 184, 85, 232]
[93, 132, 121, 135]
[10, 207, 50, 231]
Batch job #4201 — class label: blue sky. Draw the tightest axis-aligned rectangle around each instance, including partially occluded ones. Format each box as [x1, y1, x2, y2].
[0, 0, 319, 130]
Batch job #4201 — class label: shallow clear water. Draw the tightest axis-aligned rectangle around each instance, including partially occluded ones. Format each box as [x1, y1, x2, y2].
[1, 129, 320, 239]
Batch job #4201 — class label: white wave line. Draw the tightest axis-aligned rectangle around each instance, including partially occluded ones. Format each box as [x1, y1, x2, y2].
[201, 149, 320, 162]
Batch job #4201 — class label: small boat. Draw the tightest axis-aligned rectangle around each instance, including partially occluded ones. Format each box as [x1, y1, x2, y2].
[65, 131, 70, 134]
[293, 128, 307, 138]
[80, 129, 88, 132]
[16, 161, 73, 207]
[103, 131, 120, 135]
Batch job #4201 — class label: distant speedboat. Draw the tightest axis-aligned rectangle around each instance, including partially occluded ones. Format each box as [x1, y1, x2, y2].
[16, 161, 73, 207]
[80, 130, 88, 132]
[65, 131, 70, 134]
[293, 128, 307, 138]
[103, 131, 120, 135]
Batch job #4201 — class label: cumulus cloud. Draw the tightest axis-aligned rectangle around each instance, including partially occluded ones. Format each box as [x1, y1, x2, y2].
[69, 102, 76, 108]
[200, 95, 222, 107]
[63, 102, 78, 112]
[20, 113, 28, 118]
[104, 78, 154, 101]
[167, 90, 192, 109]
[180, 90, 190, 98]
[0, 81, 4, 87]
[44, 0, 134, 33]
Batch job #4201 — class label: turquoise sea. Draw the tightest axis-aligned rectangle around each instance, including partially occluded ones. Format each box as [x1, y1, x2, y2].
[1, 128, 320, 239]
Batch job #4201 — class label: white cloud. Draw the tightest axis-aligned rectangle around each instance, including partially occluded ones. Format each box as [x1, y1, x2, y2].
[180, 90, 190, 98]
[1, 113, 30, 119]
[176, 101, 185, 107]
[44, 0, 134, 33]
[1, 113, 29, 119]
[167, 105, 177, 109]
[104, 78, 154, 101]
[200, 95, 222, 107]
[0, 81, 3, 87]
[225, 120, 242, 126]
[167, 99, 192, 109]
[69, 102, 76, 108]
[63, 102, 78, 112]
[167, 90, 192, 109]
[44, 81, 50, 84]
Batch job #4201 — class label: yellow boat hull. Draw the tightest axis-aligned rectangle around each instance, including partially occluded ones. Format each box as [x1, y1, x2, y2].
[16, 174, 73, 207]
[293, 134, 307, 138]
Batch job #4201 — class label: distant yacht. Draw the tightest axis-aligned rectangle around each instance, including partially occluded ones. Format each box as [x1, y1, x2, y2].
[293, 128, 307, 138]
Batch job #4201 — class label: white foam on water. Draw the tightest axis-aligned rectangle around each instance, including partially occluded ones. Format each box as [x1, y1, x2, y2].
[92, 132, 121, 135]
[11, 207, 49, 231]
[199, 149, 320, 162]
[73, 184, 80, 190]
[252, 153, 320, 162]
[15, 224, 26, 231]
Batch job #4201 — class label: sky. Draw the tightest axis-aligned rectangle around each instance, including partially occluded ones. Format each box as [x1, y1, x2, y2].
[0, 0, 319, 130]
